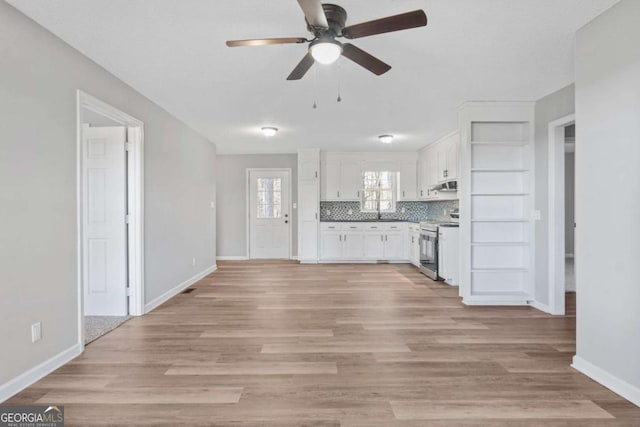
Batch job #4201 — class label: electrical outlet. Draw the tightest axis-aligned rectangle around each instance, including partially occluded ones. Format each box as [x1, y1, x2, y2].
[31, 322, 41, 343]
[326, 209, 331, 215]
[347, 209, 353, 215]
[192, 258, 196, 266]
[401, 207, 406, 214]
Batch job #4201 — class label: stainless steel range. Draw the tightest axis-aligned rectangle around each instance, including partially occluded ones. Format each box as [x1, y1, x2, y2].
[418, 222, 440, 280]
[418, 209, 460, 280]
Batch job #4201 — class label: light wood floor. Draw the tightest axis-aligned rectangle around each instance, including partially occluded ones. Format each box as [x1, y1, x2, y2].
[7, 261, 640, 426]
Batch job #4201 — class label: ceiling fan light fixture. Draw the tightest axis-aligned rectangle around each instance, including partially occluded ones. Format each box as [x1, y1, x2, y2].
[310, 39, 343, 65]
[261, 127, 278, 137]
[378, 134, 394, 144]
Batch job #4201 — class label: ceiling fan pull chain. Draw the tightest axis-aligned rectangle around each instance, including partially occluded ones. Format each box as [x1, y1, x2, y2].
[313, 65, 318, 109]
[337, 58, 342, 102]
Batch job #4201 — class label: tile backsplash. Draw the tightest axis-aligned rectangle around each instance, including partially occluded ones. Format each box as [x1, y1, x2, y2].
[320, 200, 459, 222]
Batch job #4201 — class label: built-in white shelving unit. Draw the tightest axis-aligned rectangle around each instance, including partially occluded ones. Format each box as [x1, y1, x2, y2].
[459, 102, 535, 305]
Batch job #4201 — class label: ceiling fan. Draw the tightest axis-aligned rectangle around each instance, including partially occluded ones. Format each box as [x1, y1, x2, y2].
[226, 0, 428, 80]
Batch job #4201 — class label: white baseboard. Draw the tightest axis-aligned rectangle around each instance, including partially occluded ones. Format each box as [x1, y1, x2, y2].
[216, 256, 249, 261]
[0, 343, 82, 403]
[290, 256, 298, 260]
[462, 299, 528, 306]
[572, 355, 640, 407]
[528, 299, 557, 314]
[144, 264, 217, 313]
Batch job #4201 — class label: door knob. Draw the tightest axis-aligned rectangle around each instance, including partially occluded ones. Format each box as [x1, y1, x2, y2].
[285, 214, 289, 218]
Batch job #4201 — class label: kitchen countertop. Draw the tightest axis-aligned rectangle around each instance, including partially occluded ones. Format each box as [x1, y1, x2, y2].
[319, 219, 420, 223]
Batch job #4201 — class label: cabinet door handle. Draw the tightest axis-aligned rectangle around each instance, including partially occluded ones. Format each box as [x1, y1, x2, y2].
[420, 190, 423, 196]
[385, 235, 388, 242]
[344, 234, 347, 241]
[315, 171, 318, 178]
[339, 235, 342, 242]
[412, 236, 414, 243]
[357, 191, 360, 197]
[402, 191, 405, 198]
[337, 191, 340, 198]
[315, 212, 318, 220]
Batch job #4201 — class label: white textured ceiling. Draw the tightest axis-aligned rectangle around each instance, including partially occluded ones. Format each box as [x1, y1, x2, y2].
[8, 0, 618, 153]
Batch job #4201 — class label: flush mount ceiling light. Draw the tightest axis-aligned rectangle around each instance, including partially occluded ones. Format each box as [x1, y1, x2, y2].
[261, 127, 278, 137]
[309, 38, 343, 65]
[378, 134, 394, 144]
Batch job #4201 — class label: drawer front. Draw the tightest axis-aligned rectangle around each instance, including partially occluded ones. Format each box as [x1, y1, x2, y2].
[408, 223, 419, 232]
[364, 223, 383, 231]
[320, 223, 342, 231]
[343, 223, 365, 231]
[383, 222, 407, 231]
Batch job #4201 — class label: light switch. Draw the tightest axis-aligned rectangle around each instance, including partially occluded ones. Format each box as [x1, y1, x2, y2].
[293, 203, 297, 209]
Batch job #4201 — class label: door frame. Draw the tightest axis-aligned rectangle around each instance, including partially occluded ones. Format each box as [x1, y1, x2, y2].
[548, 113, 575, 315]
[245, 168, 293, 259]
[76, 90, 145, 349]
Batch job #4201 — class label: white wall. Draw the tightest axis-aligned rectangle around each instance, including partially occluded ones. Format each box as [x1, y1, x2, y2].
[573, 0, 640, 405]
[0, 2, 216, 388]
[533, 85, 575, 305]
[216, 154, 297, 258]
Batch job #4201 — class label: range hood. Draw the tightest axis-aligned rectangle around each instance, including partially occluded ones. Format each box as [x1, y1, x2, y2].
[431, 180, 457, 192]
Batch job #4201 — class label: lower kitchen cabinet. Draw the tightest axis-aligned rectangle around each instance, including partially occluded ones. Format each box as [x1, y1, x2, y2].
[320, 222, 409, 262]
[408, 224, 420, 267]
[320, 230, 342, 260]
[363, 233, 385, 259]
[438, 226, 459, 286]
[343, 231, 365, 259]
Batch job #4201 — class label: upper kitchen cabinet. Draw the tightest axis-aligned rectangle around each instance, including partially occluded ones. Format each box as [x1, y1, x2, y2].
[398, 160, 417, 200]
[299, 149, 319, 181]
[419, 131, 459, 200]
[437, 132, 460, 183]
[320, 153, 362, 201]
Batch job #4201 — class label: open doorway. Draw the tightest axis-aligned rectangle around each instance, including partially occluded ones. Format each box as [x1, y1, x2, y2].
[564, 125, 576, 293]
[77, 91, 144, 346]
[548, 114, 575, 315]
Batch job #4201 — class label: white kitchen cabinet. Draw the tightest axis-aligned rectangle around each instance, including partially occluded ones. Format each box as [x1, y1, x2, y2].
[343, 231, 365, 259]
[363, 232, 385, 259]
[409, 224, 420, 267]
[384, 231, 405, 260]
[437, 132, 460, 183]
[399, 161, 417, 200]
[320, 230, 343, 260]
[297, 149, 320, 263]
[321, 158, 341, 201]
[320, 222, 409, 262]
[339, 160, 362, 200]
[321, 154, 362, 201]
[438, 226, 459, 286]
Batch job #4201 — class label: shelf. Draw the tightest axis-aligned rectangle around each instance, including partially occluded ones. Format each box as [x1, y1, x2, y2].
[472, 268, 528, 273]
[471, 193, 529, 196]
[471, 168, 529, 173]
[471, 242, 528, 247]
[471, 141, 529, 146]
[471, 218, 529, 223]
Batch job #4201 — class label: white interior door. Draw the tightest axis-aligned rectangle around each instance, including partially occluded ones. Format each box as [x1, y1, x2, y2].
[82, 125, 128, 316]
[249, 170, 290, 259]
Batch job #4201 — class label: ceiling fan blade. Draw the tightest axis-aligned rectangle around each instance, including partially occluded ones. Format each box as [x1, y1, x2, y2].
[342, 10, 427, 39]
[226, 37, 307, 47]
[297, 0, 329, 29]
[341, 43, 391, 76]
[287, 52, 315, 80]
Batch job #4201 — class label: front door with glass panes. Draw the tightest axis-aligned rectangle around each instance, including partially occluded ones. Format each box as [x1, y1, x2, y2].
[361, 171, 397, 215]
[248, 170, 291, 259]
